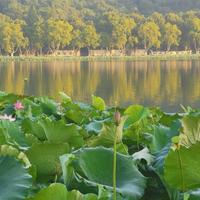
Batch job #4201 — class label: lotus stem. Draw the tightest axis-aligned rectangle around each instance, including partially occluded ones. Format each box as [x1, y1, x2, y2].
[113, 128, 117, 200]
[113, 110, 121, 200]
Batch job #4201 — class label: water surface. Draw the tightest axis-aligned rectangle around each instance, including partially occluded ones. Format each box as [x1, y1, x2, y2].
[0, 59, 200, 112]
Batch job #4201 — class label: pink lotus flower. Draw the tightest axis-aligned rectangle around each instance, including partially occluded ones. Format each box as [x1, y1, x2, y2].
[14, 101, 24, 110]
[0, 114, 16, 122]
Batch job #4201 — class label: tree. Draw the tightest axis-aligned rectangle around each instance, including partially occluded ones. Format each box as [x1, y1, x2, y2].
[46, 19, 73, 52]
[111, 14, 136, 49]
[148, 12, 165, 44]
[130, 12, 145, 24]
[70, 29, 84, 50]
[163, 23, 182, 51]
[126, 36, 138, 49]
[81, 24, 100, 49]
[149, 12, 165, 28]
[179, 12, 197, 50]
[0, 19, 28, 56]
[68, 13, 85, 50]
[189, 18, 200, 52]
[98, 11, 136, 50]
[25, 6, 45, 55]
[0, 0, 27, 19]
[138, 21, 161, 51]
[165, 12, 182, 25]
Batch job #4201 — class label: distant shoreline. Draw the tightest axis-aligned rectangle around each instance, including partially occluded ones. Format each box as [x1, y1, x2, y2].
[1, 54, 200, 62]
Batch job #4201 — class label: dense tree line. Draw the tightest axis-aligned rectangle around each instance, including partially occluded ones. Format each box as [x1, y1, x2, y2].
[1, 0, 200, 56]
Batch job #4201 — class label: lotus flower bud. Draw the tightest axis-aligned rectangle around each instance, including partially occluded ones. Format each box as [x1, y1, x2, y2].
[114, 111, 121, 126]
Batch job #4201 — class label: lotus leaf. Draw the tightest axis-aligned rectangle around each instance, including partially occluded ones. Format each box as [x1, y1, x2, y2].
[0, 156, 32, 200]
[60, 147, 146, 199]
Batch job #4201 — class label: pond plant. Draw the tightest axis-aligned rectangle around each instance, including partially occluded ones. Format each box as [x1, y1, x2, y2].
[0, 91, 200, 200]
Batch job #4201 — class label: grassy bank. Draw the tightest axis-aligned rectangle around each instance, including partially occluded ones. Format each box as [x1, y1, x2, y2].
[1, 53, 200, 62]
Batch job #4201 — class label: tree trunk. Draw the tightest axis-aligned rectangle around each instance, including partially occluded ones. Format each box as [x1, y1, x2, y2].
[144, 41, 147, 51]
[167, 43, 171, 52]
[19, 48, 22, 56]
[194, 40, 197, 53]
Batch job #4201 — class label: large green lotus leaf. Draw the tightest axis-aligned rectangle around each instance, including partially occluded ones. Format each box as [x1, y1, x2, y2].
[65, 108, 85, 124]
[159, 113, 181, 127]
[22, 98, 42, 116]
[164, 142, 200, 191]
[0, 120, 28, 149]
[87, 117, 126, 147]
[0, 156, 32, 200]
[25, 134, 40, 146]
[39, 97, 58, 115]
[39, 118, 84, 148]
[28, 183, 67, 200]
[64, 101, 99, 125]
[85, 121, 104, 135]
[26, 143, 70, 181]
[0, 93, 21, 105]
[63, 101, 90, 125]
[22, 118, 46, 141]
[180, 115, 200, 147]
[92, 95, 105, 111]
[60, 147, 146, 199]
[149, 124, 179, 153]
[149, 126, 169, 153]
[124, 105, 149, 129]
[86, 123, 114, 147]
[28, 183, 97, 200]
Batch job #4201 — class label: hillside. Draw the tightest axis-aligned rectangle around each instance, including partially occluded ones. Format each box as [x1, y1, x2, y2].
[71, 0, 200, 15]
[1, 0, 200, 19]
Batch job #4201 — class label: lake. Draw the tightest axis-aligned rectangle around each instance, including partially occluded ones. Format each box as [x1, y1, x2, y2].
[0, 59, 200, 112]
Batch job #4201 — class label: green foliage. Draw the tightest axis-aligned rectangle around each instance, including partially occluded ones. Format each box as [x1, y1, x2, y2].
[164, 142, 200, 191]
[124, 105, 149, 128]
[81, 24, 100, 49]
[39, 118, 84, 148]
[87, 117, 126, 148]
[179, 114, 200, 147]
[0, 17, 28, 56]
[28, 183, 98, 200]
[163, 23, 182, 51]
[47, 19, 73, 51]
[26, 143, 70, 182]
[0, 156, 32, 200]
[25, 12, 45, 53]
[189, 18, 200, 52]
[92, 95, 105, 111]
[0, 120, 28, 148]
[138, 21, 161, 50]
[1, 92, 200, 199]
[60, 147, 146, 199]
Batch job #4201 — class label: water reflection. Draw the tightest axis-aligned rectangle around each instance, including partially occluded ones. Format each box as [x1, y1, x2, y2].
[0, 59, 200, 112]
